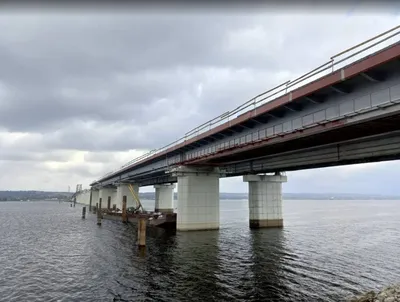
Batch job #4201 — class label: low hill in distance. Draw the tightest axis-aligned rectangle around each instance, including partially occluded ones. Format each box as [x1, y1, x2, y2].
[0, 191, 399, 201]
[0, 191, 73, 201]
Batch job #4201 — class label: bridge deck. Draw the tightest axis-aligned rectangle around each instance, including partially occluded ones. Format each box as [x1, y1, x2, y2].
[92, 28, 400, 186]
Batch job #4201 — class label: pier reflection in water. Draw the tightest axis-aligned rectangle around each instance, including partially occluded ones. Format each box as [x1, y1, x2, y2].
[1, 199, 400, 302]
[249, 229, 291, 301]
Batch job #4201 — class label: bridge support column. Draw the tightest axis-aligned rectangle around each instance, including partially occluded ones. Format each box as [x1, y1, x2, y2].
[116, 183, 138, 210]
[99, 188, 114, 209]
[243, 173, 287, 229]
[91, 190, 99, 212]
[89, 189, 93, 211]
[172, 166, 220, 231]
[111, 190, 117, 210]
[154, 184, 175, 213]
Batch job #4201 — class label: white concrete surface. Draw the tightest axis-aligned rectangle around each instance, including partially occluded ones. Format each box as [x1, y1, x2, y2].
[243, 174, 287, 228]
[99, 188, 114, 209]
[111, 189, 118, 209]
[76, 190, 91, 205]
[173, 166, 220, 231]
[116, 183, 139, 209]
[154, 184, 175, 213]
[91, 190, 99, 208]
[84, 191, 91, 205]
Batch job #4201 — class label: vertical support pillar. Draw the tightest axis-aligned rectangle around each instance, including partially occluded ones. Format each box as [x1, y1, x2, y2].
[137, 216, 146, 247]
[107, 196, 111, 210]
[97, 198, 102, 226]
[243, 173, 287, 229]
[111, 189, 117, 209]
[172, 166, 220, 231]
[89, 189, 93, 212]
[122, 195, 127, 223]
[154, 184, 175, 213]
[94, 202, 98, 214]
[82, 206, 86, 219]
[92, 190, 99, 213]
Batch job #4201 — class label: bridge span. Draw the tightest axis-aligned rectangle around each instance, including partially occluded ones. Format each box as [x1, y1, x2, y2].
[77, 26, 400, 231]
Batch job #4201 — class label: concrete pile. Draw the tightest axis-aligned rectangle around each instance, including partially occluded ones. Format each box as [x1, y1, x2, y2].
[348, 284, 400, 302]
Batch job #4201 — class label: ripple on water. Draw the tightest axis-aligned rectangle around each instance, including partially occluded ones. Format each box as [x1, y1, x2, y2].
[1, 200, 400, 302]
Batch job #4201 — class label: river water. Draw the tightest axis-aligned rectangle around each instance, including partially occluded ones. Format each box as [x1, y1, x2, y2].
[0, 199, 399, 302]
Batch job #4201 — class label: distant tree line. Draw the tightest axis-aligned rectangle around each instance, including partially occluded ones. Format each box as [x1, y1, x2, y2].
[0, 190, 399, 202]
[0, 191, 73, 201]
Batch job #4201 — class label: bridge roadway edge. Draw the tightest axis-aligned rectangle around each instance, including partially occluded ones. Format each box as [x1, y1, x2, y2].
[92, 42, 400, 186]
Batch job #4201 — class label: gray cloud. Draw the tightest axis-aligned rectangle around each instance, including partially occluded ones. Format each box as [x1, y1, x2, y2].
[0, 150, 70, 162]
[0, 7, 399, 191]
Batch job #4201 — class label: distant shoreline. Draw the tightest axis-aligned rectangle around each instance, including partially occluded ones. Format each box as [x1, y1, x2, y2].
[1, 190, 399, 202]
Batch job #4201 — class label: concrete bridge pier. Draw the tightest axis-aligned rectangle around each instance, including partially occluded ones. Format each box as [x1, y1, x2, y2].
[243, 173, 287, 229]
[111, 190, 117, 209]
[154, 184, 175, 213]
[91, 189, 99, 212]
[173, 166, 220, 231]
[89, 189, 93, 211]
[116, 183, 138, 209]
[99, 188, 114, 209]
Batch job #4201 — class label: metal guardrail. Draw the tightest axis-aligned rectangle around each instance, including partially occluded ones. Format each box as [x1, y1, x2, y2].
[95, 25, 400, 183]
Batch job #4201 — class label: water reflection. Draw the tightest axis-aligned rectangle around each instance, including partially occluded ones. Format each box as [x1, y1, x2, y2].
[173, 230, 222, 301]
[249, 229, 292, 301]
[1, 201, 400, 302]
[141, 228, 178, 301]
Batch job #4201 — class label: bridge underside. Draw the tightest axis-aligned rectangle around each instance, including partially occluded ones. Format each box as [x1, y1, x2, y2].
[96, 111, 400, 187]
[93, 45, 400, 188]
[96, 173, 176, 189]
[191, 111, 400, 175]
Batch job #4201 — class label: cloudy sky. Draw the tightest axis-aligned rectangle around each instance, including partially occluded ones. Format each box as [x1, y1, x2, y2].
[1, 4, 400, 194]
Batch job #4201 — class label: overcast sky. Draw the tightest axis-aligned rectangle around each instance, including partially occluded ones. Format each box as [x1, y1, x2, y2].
[1, 4, 400, 194]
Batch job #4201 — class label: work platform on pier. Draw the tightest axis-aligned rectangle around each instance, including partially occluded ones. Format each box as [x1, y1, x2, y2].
[103, 211, 177, 229]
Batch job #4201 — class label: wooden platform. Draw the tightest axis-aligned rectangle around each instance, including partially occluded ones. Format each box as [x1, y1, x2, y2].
[100, 211, 177, 229]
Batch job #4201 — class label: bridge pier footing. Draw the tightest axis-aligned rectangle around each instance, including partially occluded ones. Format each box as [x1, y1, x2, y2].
[243, 173, 287, 229]
[154, 184, 175, 213]
[173, 166, 220, 231]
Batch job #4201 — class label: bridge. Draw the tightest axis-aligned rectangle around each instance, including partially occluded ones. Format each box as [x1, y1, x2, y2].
[76, 25, 400, 231]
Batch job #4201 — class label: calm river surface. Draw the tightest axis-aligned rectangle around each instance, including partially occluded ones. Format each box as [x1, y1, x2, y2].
[0, 199, 399, 302]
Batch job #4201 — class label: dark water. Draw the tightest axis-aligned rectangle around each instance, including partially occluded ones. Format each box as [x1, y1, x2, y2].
[1, 199, 399, 302]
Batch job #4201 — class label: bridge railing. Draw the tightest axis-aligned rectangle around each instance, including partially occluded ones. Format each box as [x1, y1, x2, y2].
[96, 25, 400, 183]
